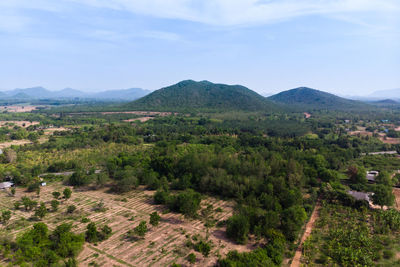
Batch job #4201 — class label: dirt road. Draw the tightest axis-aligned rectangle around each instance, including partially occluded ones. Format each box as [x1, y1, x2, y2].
[290, 201, 321, 267]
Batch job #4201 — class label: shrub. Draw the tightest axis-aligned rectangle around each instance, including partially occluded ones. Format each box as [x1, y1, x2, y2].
[150, 212, 161, 226]
[67, 205, 76, 214]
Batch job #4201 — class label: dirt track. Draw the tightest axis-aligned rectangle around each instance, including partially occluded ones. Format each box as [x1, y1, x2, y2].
[290, 201, 321, 267]
[393, 188, 400, 210]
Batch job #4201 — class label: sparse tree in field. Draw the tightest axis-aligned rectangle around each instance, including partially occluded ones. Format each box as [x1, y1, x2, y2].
[63, 188, 72, 200]
[187, 253, 196, 264]
[52, 191, 61, 199]
[67, 205, 76, 214]
[149, 212, 160, 226]
[21, 197, 37, 211]
[85, 223, 112, 243]
[85, 222, 100, 243]
[10, 187, 16, 196]
[1, 210, 11, 225]
[35, 202, 47, 219]
[14, 201, 21, 210]
[133, 221, 148, 237]
[51, 200, 59, 212]
[99, 225, 112, 240]
[36, 186, 40, 196]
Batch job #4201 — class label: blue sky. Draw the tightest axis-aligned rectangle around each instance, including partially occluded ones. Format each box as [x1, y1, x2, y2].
[0, 0, 399, 95]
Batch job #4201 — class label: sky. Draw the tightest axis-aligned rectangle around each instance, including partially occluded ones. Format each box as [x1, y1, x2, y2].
[0, 0, 399, 96]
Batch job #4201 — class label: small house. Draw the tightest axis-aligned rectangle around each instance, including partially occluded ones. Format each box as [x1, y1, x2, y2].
[0, 181, 14, 190]
[366, 171, 379, 183]
[347, 190, 371, 202]
[41, 182, 47, 186]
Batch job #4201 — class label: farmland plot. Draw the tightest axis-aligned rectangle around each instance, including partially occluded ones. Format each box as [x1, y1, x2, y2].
[0, 183, 250, 267]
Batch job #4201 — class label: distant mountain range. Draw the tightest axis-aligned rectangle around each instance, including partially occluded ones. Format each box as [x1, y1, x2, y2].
[368, 88, 400, 100]
[126, 80, 279, 111]
[0, 87, 150, 101]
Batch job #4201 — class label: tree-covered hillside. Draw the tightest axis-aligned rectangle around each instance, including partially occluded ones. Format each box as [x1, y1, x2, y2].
[126, 80, 279, 112]
[268, 87, 370, 111]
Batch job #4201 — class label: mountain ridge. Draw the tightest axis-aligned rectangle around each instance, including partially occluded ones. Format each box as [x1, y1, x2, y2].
[268, 87, 371, 111]
[126, 80, 278, 112]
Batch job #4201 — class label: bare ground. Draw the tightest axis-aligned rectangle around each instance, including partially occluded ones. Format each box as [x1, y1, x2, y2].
[0, 121, 39, 128]
[0, 106, 41, 113]
[0, 139, 32, 149]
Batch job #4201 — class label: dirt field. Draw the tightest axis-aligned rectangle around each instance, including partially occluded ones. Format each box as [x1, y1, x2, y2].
[393, 188, 400, 211]
[0, 105, 41, 113]
[348, 130, 373, 137]
[291, 202, 321, 267]
[43, 127, 69, 135]
[123, 117, 154, 122]
[0, 183, 251, 267]
[0, 139, 32, 149]
[0, 121, 39, 128]
[379, 136, 400, 144]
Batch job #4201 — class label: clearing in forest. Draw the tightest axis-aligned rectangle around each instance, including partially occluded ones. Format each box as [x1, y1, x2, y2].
[0, 183, 251, 267]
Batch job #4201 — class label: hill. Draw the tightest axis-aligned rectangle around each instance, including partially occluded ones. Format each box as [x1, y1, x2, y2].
[93, 88, 150, 100]
[126, 80, 277, 111]
[369, 88, 400, 100]
[268, 87, 369, 111]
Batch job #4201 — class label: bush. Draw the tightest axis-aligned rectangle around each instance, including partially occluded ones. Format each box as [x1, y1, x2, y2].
[187, 253, 196, 263]
[67, 205, 76, 214]
[154, 190, 169, 204]
[150, 212, 161, 226]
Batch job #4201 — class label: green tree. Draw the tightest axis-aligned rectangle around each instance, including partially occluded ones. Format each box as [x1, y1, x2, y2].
[1, 210, 11, 224]
[133, 221, 148, 237]
[35, 202, 47, 219]
[51, 200, 59, 212]
[149, 212, 161, 226]
[372, 184, 394, 208]
[376, 171, 393, 187]
[63, 188, 72, 200]
[347, 165, 367, 185]
[226, 214, 250, 244]
[52, 191, 61, 199]
[85, 222, 100, 243]
[10, 187, 16, 196]
[67, 205, 76, 214]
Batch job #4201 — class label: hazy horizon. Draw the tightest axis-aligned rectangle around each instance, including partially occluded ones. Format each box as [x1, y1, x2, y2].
[0, 0, 399, 95]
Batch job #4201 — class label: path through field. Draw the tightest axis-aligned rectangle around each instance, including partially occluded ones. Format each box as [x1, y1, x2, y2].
[393, 188, 400, 210]
[290, 201, 321, 267]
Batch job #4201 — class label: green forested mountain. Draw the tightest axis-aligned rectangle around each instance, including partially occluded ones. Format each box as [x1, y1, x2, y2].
[268, 87, 369, 111]
[126, 80, 278, 111]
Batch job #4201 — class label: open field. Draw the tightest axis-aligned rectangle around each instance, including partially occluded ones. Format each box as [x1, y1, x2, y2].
[380, 136, 400, 144]
[0, 105, 42, 113]
[123, 117, 154, 122]
[0, 121, 39, 128]
[0, 139, 32, 149]
[0, 183, 250, 267]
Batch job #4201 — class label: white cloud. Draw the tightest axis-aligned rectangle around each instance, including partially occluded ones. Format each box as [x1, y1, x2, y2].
[67, 0, 400, 26]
